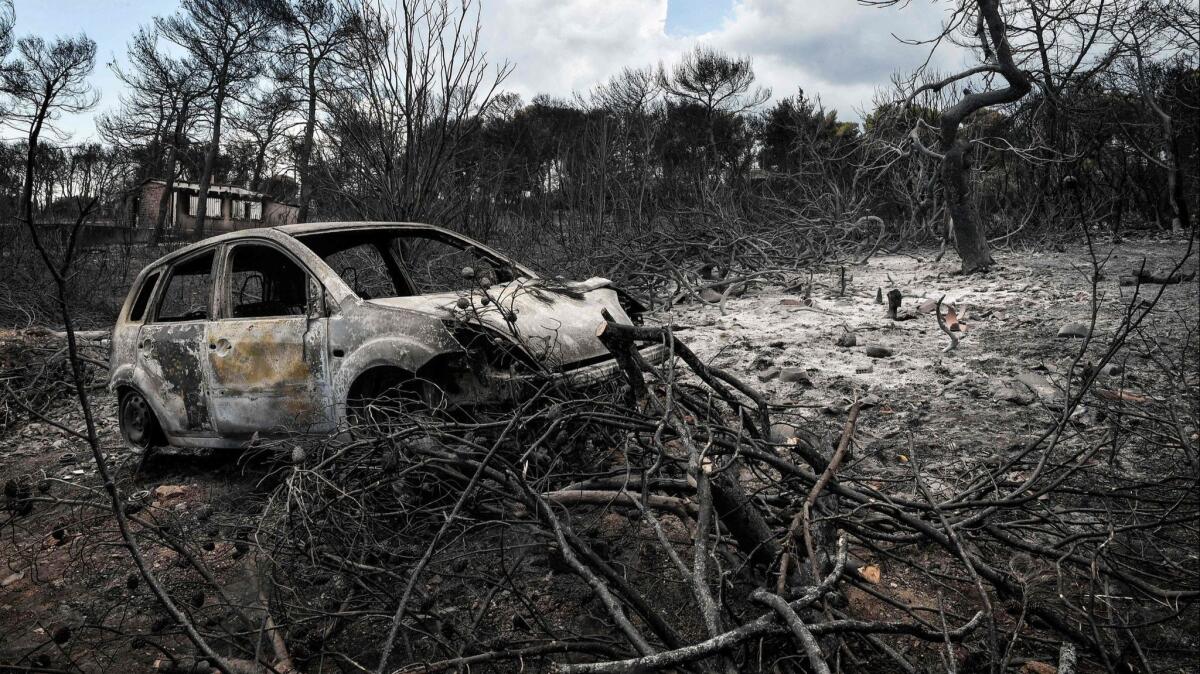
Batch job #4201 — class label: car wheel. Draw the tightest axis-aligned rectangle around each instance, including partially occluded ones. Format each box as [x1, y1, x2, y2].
[120, 390, 165, 451]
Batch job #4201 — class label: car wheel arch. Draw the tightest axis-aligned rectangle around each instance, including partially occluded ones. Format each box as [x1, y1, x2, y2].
[115, 383, 168, 447]
[111, 373, 169, 424]
[332, 336, 447, 399]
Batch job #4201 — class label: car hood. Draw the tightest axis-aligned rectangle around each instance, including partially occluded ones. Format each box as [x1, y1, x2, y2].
[366, 277, 628, 367]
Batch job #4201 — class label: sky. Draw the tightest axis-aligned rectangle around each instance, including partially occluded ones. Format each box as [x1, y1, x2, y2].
[9, 0, 965, 141]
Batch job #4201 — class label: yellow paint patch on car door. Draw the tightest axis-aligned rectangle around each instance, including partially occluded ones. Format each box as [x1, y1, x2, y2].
[205, 317, 329, 436]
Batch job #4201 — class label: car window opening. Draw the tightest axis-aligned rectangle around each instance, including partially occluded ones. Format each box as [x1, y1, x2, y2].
[228, 244, 309, 318]
[297, 230, 518, 299]
[156, 251, 215, 322]
[128, 271, 160, 322]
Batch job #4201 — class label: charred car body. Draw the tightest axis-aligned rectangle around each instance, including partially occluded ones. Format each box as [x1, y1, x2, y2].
[109, 222, 663, 450]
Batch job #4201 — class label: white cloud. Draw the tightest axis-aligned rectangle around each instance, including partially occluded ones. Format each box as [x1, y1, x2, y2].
[478, 0, 970, 120]
[478, 0, 682, 102]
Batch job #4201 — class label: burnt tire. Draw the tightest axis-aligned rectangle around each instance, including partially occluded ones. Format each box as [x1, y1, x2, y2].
[119, 390, 165, 451]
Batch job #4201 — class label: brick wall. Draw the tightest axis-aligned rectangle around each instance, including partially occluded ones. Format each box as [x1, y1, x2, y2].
[137, 181, 166, 228]
[134, 182, 299, 236]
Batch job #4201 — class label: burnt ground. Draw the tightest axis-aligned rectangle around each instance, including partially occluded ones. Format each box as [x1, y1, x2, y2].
[0, 238, 1197, 671]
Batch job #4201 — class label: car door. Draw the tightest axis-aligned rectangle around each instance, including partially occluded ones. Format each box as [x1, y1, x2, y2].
[204, 241, 332, 436]
[137, 249, 217, 436]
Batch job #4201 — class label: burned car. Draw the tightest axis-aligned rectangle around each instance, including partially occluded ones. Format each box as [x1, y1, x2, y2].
[109, 222, 663, 450]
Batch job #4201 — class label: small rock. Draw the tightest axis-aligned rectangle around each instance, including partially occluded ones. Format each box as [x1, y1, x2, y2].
[855, 365, 873, 374]
[58, 453, 77, 465]
[836, 332, 856, 348]
[1101, 363, 1125, 377]
[779, 368, 812, 386]
[751, 355, 774, 370]
[151, 485, 190, 507]
[769, 422, 803, 444]
[865, 346, 893, 358]
[756, 368, 780, 383]
[994, 380, 1036, 405]
[1016, 371, 1059, 399]
[1057, 321, 1090, 338]
[1, 571, 24, 587]
[699, 288, 724, 303]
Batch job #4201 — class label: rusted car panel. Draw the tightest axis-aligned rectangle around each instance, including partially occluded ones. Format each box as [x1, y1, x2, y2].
[109, 222, 661, 449]
[144, 324, 211, 431]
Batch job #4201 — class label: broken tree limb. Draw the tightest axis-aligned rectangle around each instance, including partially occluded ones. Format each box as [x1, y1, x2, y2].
[50, 329, 109, 341]
[595, 319, 770, 439]
[800, 402, 860, 584]
[596, 318, 782, 571]
[751, 589, 831, 674]
[594, 310, 648, 405]
[935, 295, 960, 353]
[555, 539, 985, 674]
[1119, 270, 1195, 286]
[541, 489, 697, 516]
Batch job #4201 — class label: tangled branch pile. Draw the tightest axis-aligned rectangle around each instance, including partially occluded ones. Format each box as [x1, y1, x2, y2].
[231, 292, 1196, 672]
[2, 257, 1195, 673]
[594, 209, 886, 305]
[0, 328, 107, 431]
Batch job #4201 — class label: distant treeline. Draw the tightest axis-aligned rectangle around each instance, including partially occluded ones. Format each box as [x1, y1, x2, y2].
[0, 0, 1195, 270]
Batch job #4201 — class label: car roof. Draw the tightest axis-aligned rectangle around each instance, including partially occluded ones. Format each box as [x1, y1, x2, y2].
[144, 221, 467, 270]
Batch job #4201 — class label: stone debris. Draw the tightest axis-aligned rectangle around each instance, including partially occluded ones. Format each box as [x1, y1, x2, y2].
[779, 368, 812, 385]
[757, 368, 780, 382]
[1057, 321, 1091, 338]
[994, 380, 1036, 405]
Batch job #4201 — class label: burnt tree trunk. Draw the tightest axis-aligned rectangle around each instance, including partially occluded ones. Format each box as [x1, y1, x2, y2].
[941, 138, 994, 272]
[297, 66, 318, 223]
[154, 99, 190, 244]
[193, 78, 228, 241]
[933, 0, 1031, 274]
[1165, 124, 1189, 236]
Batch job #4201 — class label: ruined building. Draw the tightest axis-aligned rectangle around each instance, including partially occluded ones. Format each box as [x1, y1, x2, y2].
[128, 179, 299, 236]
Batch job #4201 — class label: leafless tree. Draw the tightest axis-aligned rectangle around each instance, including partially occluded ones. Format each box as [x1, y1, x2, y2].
[873, 0, 1128, 272]
[1, 33, 98, 228]
[156, 0, 276, 239]
[227, 86, 295, 191]
[0, 0, 13, 75]
[1112, 0, 1198, 235]
[320, 0, 510, 222]
[100, 26, 211, 241]
[272, 0, 356, 222]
